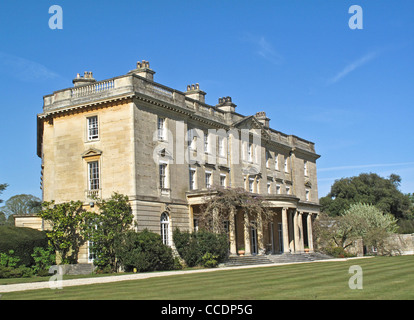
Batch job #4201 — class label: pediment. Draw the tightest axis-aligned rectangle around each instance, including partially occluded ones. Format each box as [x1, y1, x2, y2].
[82, 148, 103, 158]
[232, 116, 271, 140]
[304, 180, 312, 188]
[242, 164, 261, 176]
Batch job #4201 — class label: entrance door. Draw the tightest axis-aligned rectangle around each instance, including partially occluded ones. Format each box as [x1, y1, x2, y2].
[278, 223, 283, 253]
[251, 223, 258, 255]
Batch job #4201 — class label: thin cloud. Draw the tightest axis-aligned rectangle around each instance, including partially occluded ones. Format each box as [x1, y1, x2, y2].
[327, 51, 378, 85]
[0, 52, 61, 82]
[319, 161, 414, 173]
[243, 34, 283, 65]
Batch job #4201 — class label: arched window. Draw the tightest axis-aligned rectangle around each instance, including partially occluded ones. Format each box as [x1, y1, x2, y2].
[160, 212, 170, 246]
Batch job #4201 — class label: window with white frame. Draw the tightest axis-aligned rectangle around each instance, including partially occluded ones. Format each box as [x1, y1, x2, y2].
[220, 174, 227, 187]
[87, 116, 99, 141]
[160, 212, 170, 246]
[249, 178, 254, 193]
[266, 150, 270, 168]
[189, 168, 196, 190]
[204, 132, 209, 153]
[87, 241, 96, 263]
[157, 117, 166, 141]
[218, 136, 225, 157]
[188, 128, 196, 150]
[248, 143, 253, 162]
[159, 162, 168, 189]
[205, 171, 212, 189]
[275, 153, 279, 171]
[286, 185, 291, 195]
[88, 161, 100, 190]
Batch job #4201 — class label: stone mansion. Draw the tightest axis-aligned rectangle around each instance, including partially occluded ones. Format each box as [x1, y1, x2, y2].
[34, 60, 321, 263]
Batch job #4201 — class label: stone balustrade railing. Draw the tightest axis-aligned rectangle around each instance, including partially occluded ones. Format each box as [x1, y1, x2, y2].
[71, 79, 115, 98]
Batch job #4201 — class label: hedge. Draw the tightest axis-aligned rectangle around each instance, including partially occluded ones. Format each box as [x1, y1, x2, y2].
[0, 226, 49, 266]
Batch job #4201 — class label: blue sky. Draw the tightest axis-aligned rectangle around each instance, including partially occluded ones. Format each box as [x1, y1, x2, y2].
[0, 0, 413, 202]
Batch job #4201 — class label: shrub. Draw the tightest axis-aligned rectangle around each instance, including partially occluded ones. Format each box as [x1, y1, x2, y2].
[173, 228, 228, 267]
[31, 246, 56, 275]
[324, 246, 354, 258]
[0, 250, 20, 268]
[0, 266, 34, 278]
[115, 229, 175, 273]
[201, 252, 219, 268]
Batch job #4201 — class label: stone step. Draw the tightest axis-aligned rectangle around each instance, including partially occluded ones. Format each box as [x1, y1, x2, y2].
[224, 252, 333, 267]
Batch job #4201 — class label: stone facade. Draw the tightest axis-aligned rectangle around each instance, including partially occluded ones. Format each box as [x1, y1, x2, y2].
[36, 60, 321, 263]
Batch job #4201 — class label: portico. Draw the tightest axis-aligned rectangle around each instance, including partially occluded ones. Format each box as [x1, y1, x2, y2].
[187, 192, 319, 256]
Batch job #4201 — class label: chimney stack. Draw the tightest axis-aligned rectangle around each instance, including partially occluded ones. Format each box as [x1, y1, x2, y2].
[216, 96, 236, 113]
[255, 111, 270, 128]
[72, 71, 96, 87]
[184, 83, 206, 103]
[129, 60, 155, 81]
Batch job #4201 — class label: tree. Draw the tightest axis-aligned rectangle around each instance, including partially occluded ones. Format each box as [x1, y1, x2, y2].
[314, 203, 398, 254]
[86, 193, 134, 272]
[1, 194, 42, 218]
[0, 183, 7, 204]
[320, 173, 411, 218]
[199, 187, 274, 233]
[39, 200, 90, 264]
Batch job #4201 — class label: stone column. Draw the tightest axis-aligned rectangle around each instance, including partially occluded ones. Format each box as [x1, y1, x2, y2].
[229, 206, 237, 256]
[243, 211, 251, 255]
[293, 209, 300, 253]
[281, 207, 290, 254]
[307, 213, 314, 253]
[297, 211, 304, 253]
[257, 213, 265, 255]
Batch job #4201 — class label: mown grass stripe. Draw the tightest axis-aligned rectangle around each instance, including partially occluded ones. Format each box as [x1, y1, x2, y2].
[2, 256, 414, 300]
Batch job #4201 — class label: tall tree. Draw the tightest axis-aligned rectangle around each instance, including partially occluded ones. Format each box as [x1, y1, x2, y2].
[1, 194, 42, 218]
[86, 193, 134, 272]
[39, 200, 91, 264]
[320, 173, 411, 218]
[314, 203, 398, 253]
[0, 183, 7, 204]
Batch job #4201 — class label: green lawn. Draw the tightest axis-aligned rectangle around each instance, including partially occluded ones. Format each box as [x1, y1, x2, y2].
[1, 256, 414, 300]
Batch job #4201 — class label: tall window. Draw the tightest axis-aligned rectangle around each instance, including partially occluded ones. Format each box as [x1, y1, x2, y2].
[276, 184, 281, 195]
[87, 116, 99, 140]
[249, 178, 254, 193]
[275, 153, 279, 171]
[205, 171, 212, 189]
[160, 212, 170, 246]
[304, 160, 308, 176]
[204, 132, 209, 153]
[286, 185, 291, 195]
[189, 168, 196, 190]
[159, 163, 167, 189]
[157, 117, 165, 140]
[267, 182, 271, 194]
[220, 174, 227, 187]
[248, 143, 253, 162]
[266, 150, 270, 168]
[305, 189, 310, 201]
[284, 156, 289, 173]
[218, 136, 225, 157]
[88, 161, 100, 190]
[188, 129, 195, 150]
